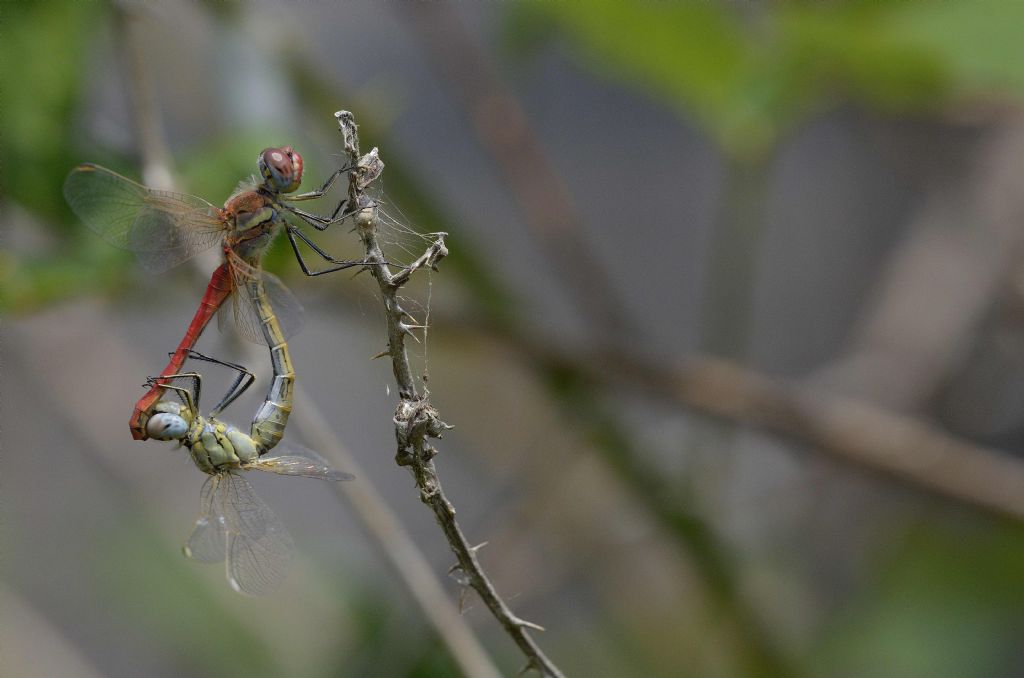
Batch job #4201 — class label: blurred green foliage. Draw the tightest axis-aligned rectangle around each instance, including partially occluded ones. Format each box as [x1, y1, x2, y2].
[811, 521, 1024, 678]
[0, 1, 100, 223]
[509, 1, 1024, 158]
[0, 1, 126, 314]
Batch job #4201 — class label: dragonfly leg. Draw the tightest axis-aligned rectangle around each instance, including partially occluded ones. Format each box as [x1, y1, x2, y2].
[285, 224, 378, 276]
[148, 372, 202, 417]
[285, 166, 351, 202]
[284, 201, 357, 232]
[183, 350, 256, 417]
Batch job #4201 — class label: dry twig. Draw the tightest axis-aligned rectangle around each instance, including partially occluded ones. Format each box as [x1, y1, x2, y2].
[335, 110, 566, 678]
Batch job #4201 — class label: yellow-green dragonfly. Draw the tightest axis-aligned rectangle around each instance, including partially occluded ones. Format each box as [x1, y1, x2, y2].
[147, 350, 353, 595]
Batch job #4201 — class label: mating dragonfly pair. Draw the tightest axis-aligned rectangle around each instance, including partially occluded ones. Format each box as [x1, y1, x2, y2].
[65, 145, 366, 594]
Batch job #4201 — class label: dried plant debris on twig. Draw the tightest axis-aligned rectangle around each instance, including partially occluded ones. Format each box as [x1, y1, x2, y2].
[334, 110, 566, 678]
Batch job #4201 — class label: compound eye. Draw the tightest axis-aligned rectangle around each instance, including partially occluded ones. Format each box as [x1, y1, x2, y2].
[147, 413, 188, 440]
[267, 148, 290, 173]
[258, 147, 287, 180]
[257, 146, 302, 192]
[285, 146, 303, 189]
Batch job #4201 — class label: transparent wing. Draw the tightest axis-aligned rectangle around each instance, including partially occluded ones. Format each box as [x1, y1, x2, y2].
[128, 203, 226, 273]
[250, 443, 356, 481]
[145, 373, 201, 411]
[218, 472, 294, 595]
[183, 476, 227, 563]
[218, 252, 304, 344]
[64, 164, 226, 272]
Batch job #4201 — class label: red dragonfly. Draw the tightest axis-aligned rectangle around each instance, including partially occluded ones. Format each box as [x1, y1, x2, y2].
[65, 147, 364, 440]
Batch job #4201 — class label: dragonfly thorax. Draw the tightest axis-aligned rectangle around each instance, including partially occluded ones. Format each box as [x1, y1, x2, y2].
[189, 418, 263, 475]
[232, 213, 278, 260]
[147, 400, 264, 474]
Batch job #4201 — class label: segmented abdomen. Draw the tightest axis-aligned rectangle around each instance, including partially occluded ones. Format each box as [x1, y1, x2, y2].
[245, 277, 294, 452]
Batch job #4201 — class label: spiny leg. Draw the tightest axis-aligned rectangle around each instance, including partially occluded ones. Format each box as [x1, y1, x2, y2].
[284, 224, 377, 277]
[283, 200, 358, 231]
[285, 165, 353, 203]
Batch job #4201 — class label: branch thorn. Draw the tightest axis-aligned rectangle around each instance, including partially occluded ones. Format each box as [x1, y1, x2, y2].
[399, 322, 424, 342]
[519, 659, 541, 676]
[511, 616, 546, 632]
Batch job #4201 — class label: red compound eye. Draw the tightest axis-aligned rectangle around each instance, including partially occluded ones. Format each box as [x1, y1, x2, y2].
[258, 146, 302, 193]
[285, 146, 303, 188]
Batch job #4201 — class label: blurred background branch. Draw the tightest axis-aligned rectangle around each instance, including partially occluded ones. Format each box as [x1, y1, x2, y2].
[399, 2, 629, 339]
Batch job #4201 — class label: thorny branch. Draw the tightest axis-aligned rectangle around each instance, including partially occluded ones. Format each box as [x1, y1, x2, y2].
[335, 111, 566, 678]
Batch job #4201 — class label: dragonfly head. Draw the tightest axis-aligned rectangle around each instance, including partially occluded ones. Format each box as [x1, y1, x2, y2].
[146, 401, 193, 441]
[258, 146, 303, 193]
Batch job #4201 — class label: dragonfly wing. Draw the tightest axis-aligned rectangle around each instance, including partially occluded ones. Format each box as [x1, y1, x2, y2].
[64, 164, 225, 272]
[128, 203, 224, 273]
[218, 254, 304, 344]
[253, 443, 356, 481]
[219, 472, 294, 595]
[64, 164, 148, 249]
[183, 476, 227, 563]
[262, 271, 305, 340]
